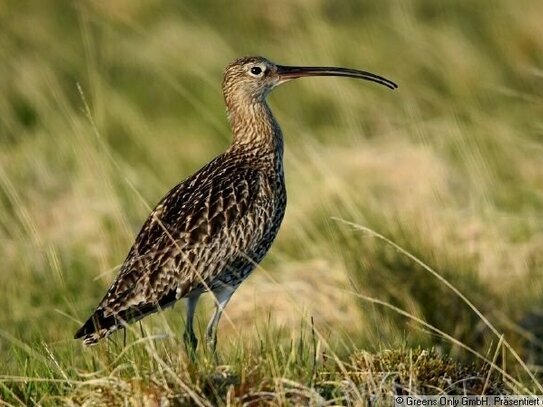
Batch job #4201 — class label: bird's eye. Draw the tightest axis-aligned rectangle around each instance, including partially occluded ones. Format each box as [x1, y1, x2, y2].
[249, 65, 265, 77]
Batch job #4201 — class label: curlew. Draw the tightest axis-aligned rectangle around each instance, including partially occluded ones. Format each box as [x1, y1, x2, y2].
[74, 56, 397, 352]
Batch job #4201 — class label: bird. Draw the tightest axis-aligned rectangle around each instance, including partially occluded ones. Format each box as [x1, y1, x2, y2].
[74, 56, 397, 352]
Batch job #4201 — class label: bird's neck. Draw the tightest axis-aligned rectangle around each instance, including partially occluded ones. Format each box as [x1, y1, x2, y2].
[226, 99, 284, 166]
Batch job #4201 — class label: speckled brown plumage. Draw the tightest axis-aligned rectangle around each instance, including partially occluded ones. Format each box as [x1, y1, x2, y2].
[74, 56, 396, 349]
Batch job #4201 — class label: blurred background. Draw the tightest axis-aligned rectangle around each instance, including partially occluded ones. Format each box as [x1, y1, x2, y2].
[0, 0, 542, 386]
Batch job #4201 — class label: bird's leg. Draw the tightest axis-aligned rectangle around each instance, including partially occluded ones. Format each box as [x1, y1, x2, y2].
[183, 294, 200, 359]
[206, 285, 235, 357]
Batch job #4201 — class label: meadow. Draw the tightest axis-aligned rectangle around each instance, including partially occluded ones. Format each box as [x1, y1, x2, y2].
[0, 0, 542, 405]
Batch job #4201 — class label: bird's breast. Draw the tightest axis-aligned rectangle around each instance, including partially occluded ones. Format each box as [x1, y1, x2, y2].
[256, 170, 287, 238]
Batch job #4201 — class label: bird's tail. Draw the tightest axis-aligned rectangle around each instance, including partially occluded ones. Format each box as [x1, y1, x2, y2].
[74, 309, 124, 346]
[75, 290, 180, 345]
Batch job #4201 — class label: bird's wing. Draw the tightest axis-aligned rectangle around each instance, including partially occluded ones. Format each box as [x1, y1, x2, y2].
[75, 155, 266, 342]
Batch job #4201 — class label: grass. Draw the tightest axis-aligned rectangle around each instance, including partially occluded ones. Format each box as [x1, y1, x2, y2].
[0, 0, 543, 405]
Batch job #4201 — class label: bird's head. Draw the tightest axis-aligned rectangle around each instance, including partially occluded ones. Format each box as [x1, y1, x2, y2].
[222, 55, 397, 107]
[223, 56, 279, 105]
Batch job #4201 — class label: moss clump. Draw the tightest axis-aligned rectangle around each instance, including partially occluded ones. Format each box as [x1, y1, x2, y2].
[345, 348, 506, 396]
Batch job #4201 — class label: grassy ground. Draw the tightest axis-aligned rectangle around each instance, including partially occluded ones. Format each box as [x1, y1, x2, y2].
[1, 0, 543, 405]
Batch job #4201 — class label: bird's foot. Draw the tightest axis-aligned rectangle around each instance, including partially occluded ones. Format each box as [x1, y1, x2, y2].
[183, 330, 198, 361]
[206, 337, 220, 364]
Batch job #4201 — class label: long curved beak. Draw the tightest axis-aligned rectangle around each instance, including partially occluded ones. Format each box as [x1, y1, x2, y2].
[276, 65, 398, 90]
